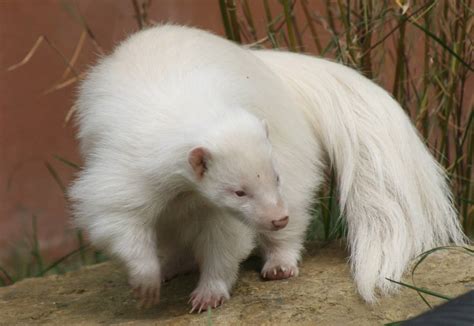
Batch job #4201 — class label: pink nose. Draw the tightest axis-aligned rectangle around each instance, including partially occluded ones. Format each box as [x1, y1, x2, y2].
[272, 216, 289, 230]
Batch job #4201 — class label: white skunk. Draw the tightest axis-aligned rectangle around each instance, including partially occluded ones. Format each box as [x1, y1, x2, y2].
[69, 25, 466, 310]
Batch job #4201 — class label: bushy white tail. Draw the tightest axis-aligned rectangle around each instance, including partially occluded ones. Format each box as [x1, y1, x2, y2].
[255, 50, 467, 301]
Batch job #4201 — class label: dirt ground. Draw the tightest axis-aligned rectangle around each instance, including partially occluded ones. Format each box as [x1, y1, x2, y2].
[0, 243, 472, 325]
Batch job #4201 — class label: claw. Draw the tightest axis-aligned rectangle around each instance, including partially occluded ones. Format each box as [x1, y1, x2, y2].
[132, 284, 160, 309]
[188, 283, 229, 313]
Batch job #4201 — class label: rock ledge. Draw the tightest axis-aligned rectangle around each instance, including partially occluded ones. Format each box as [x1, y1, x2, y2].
[0, 243, 472, 325]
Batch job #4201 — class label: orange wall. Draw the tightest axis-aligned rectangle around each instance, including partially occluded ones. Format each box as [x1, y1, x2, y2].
[0, 0, 230, 262]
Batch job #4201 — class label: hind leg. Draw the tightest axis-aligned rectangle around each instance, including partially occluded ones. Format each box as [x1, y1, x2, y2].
[70, 166, 165, 309]
[160, 248, 198, 282]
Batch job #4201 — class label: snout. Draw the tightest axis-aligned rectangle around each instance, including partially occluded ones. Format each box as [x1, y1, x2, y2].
[272, 216, 289, 230]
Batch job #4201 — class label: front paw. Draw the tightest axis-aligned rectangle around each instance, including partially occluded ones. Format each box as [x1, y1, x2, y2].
[130, 275, 161, 309]
[261, 259, 299, 280]
[189, 283, 230, 313]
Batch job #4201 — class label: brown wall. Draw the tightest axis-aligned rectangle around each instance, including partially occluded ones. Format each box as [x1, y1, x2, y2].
[0, 0, 230, 263]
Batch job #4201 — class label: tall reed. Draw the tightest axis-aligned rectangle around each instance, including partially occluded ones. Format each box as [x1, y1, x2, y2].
[219, 0, 473, 239]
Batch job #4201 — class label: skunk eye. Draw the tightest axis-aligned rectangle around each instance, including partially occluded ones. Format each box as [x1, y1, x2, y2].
[276, 175, 280, 183]
[235, 190, 246, 197]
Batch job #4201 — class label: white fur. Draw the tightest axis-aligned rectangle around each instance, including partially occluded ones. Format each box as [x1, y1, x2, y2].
[69, 25, 467, 308]
[253, 50, 468, 301]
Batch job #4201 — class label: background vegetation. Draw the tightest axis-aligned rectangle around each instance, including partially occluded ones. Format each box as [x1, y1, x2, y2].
[217, 0, 473, 241]
[1, 0, 472, 288]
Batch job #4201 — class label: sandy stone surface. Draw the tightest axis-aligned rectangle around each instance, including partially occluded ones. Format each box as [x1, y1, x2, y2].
[0, 243, 472, 325]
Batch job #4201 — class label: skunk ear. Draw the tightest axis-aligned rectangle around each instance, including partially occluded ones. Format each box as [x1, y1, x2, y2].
[261, 119, 269, 138]
[188, 147, 211, 179]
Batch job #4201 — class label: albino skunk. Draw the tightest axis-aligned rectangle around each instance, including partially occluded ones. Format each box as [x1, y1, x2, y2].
[69, 25, 466, 311]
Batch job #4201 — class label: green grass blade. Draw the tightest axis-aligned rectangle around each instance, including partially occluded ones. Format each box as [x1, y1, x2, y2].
[53, 154, 81, 170]
[219, 0, 234, 41]
[386, 278, 452, 300]
[37, 244, 90, 277]
[30, 215, 44, 274]
[45, 161, 66, 193]
[207, 306, 213, 325]
[384, 322, 404, 326]
[281, 0, 297, 51]
[408, 20, 473, 72]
